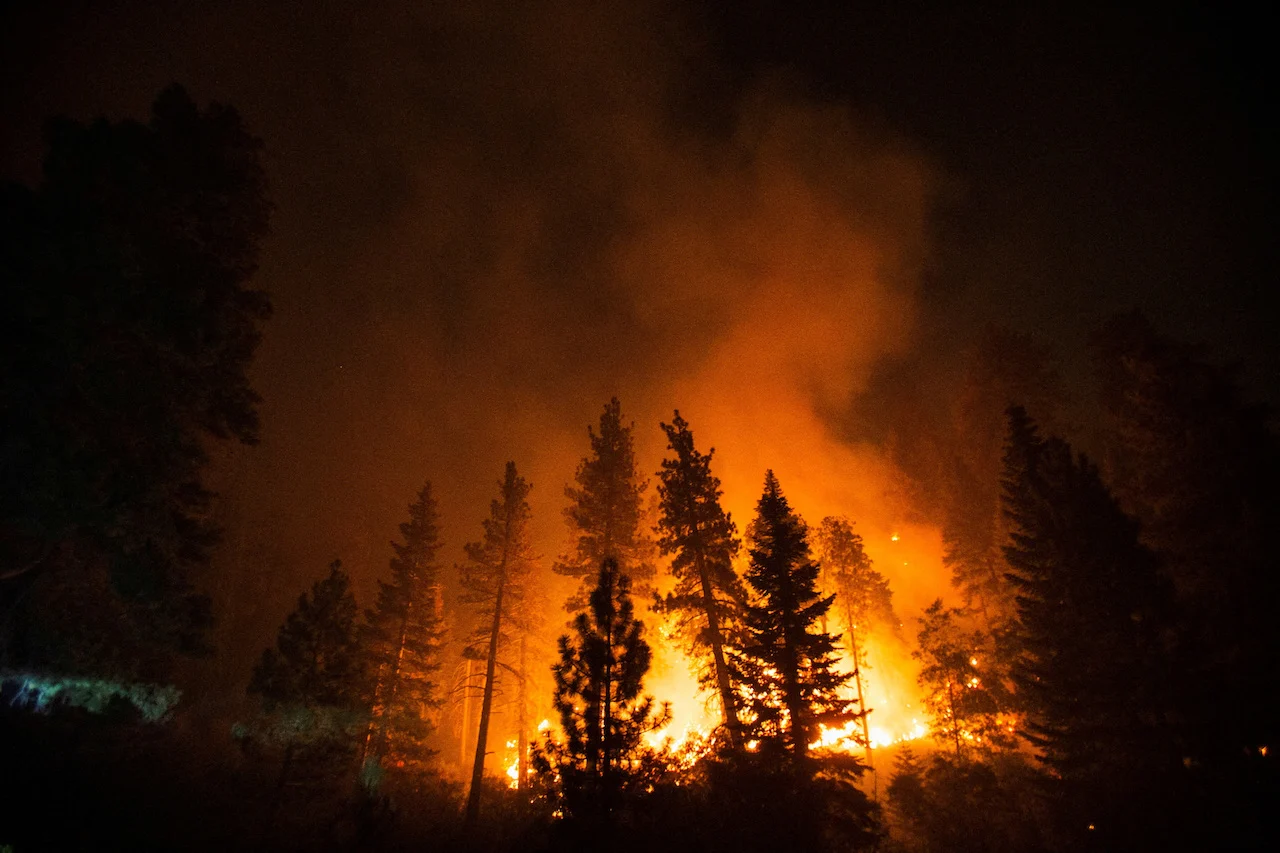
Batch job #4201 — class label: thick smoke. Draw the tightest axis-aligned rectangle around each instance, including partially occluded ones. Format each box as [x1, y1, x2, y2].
[2, 0, 946, 726]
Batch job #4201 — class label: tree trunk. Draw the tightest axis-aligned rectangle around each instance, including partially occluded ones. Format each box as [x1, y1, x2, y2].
[517, 633, 528, 791]
[844, 600, 876, 796]
[465, 577, 504, 827]
[696, 553, 741, 748]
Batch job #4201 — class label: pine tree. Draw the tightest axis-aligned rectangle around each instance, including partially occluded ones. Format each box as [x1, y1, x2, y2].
[654, 411, 745, 748]
[1000, 406, 1175, 844]
[912, 600, 1011, 761]
[555, 398, 657, 612]
[942, 328, 1062, 632]
[460, 462, 536, 828]
[245, 561, 365, 835]
[537, 558, 670, 823]
[250, 560, 363, 713]
[361, 483, 446, 777]
[815, 516, 896, 766]
[734, 471, 859, 764]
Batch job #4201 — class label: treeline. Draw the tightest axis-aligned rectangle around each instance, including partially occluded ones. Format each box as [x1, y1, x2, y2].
[231, 399, 885, 852]
[3, 87, 1276, 852]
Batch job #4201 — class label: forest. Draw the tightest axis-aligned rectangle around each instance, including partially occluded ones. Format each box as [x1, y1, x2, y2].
[1, 25, 1275, 853]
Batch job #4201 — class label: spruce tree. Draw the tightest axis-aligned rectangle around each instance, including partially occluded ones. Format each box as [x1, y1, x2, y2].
[538, 558, 670, 822]
[734, 471, 858, 764]
[361, 483, 446, 776]
[555, 398, 656, 611]
[460, 462, 536, 828]
[654, 411, 745, 747]
[1000, 406, 1174, 844]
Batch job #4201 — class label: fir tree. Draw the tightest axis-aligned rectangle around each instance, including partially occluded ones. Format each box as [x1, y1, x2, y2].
[459, 462, 536, 828]
[361, 483, 446, 777]
[555, 398, 657, 611]
[537, 558, 670, 823]
[1000, 406, 1175, 845]
[654, 412, 745, 747]
[734, 471, 858, 764]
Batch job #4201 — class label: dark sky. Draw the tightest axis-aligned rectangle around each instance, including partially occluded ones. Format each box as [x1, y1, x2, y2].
[2, 0, 1273, 702]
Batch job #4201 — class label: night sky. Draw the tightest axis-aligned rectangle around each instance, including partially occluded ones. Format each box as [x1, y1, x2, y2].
[2, 0, 1273, 705]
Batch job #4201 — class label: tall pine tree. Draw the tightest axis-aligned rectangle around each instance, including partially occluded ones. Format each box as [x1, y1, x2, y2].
[654, 412, 745, 748]
[734, 472, 859, 764]
[555, 398, 656, 611]
[460, 462, 536, 828]
[361, 483, 446, 777]
[537, 558, 670, 823]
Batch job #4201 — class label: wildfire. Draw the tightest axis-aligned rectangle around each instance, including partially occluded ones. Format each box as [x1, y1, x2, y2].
[815, 717, 929, 751]
[505, 739, 519, 789]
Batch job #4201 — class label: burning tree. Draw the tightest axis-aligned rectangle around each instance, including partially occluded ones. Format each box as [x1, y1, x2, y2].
[912, 599, 1012, 760]
[554, 398, 657, 611]
[460, 462, 537, 828]
[654, 412, 745, 748]
[537, 558, 670, 824]
[815, 516, 895, 763]
[733, 472, 860, 763]
[360, 483, 446, 779]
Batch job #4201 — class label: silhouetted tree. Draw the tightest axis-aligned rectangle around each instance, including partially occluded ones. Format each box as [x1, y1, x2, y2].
[360, 483, 446, 779]
[943, 328, 1063, 632]
[244, 561, 365, 837]
[734, 471, 859, 764]
[555, 399, 657, 611]
[460, 462, 536, 828]
[913, 600, 1012, 760]
[887, 747, 1046, 853]
[0, 85, 271, 671]
[654, 412, 745, 748]
[537, 559, 669, 828]
[1094, 312, 1280, 775]
[1001, 405, 1176, 847]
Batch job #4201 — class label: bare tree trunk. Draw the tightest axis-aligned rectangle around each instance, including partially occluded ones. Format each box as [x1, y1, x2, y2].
[465, 577, 504, 828]
[517, 633, 528, 791]
[844, 599, 876, 796]
[459, 658, 473, 769]
[696, 554, 741, 748]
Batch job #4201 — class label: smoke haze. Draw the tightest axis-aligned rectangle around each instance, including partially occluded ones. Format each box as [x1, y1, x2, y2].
[3, 0, 944, 722]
